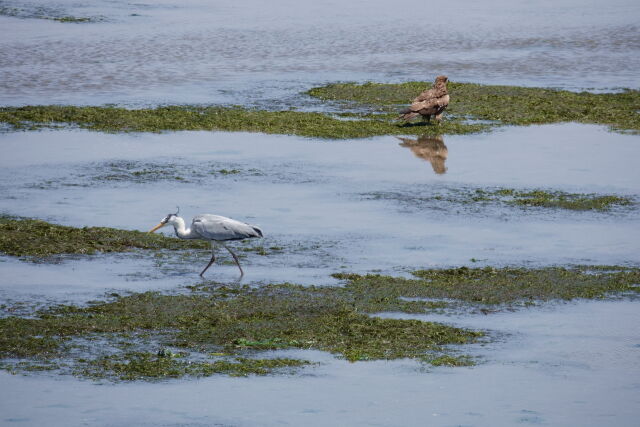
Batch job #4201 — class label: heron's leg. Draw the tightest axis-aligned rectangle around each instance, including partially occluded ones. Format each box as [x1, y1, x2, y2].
[200, 241, 217, 277]
[424, 115, 431, 123]
[220, 242, 244, 276]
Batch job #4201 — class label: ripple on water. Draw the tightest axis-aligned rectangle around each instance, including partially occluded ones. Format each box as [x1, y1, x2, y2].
[1, 0, 639, 106]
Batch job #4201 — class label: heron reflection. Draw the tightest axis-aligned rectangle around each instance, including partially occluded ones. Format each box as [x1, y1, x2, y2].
[397, 135, 448, 174]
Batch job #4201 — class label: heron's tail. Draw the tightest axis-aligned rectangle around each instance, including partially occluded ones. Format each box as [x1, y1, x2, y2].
[251, 226, 263, 238]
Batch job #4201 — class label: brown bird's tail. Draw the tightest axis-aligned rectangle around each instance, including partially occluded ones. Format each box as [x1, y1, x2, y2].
[397, 108, 419, 121]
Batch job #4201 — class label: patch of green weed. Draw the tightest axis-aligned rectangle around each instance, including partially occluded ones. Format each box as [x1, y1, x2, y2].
[3, 265, 637, 380]
[334, 266, 640, 305]
[0, 6, 98, 22]
[2, 82, 638, 137]
[507, 190, 632, 210]
[422, 354, 475, 367]
[0, 216, 207, 257]
[308, 81, 640, 134]
[0, 105, 486, 138]
[0, 282, 482, 379]
[78, 352, 309, 380]
[365, 187, 634, 212]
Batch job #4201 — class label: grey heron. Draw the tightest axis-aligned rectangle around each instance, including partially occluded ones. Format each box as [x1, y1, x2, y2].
[149, 209, 263, 277]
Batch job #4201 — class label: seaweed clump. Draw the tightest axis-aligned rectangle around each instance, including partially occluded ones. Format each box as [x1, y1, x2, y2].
[79, 352, 310, 380]
[2, 265, 638, 381]
[1, 82, 638, 138]
[498, 189, 633, 210]
[0, 216, 207, 257]
[308, 81, 640, 134]
[334, 265, 640, 305]
[0, 105, 484, 138]
[0, 280, 483, 380]
[365, 187, 634, 212]
[0, 5, 98, 22]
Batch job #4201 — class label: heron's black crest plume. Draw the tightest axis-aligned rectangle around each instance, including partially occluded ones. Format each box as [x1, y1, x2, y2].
[161, 206, 180, 223]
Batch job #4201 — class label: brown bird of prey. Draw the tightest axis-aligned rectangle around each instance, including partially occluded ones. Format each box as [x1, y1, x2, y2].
[396, 135, 448, 174]
[398, 75, 449, 123]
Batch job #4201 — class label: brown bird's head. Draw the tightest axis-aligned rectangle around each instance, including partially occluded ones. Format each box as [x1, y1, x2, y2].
[435, 75, 448, 84]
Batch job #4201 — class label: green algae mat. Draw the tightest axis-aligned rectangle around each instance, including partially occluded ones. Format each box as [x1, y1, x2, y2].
[1, 82, 638, 138]
[0, 216, 207, 257]
[1, 265, 638, 381]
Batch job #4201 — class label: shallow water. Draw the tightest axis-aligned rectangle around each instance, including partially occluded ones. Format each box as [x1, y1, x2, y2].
[0, 124, 639, 425]
[1, 300, 638, 426]
[1, 0, 639, 107]
[1, 1, 640, 425]
[1, 124, 639, 303]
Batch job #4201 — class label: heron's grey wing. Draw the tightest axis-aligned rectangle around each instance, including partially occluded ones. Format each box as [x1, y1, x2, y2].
[192, 214, 262, 241]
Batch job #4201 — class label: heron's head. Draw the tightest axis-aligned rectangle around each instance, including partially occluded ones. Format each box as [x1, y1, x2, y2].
[149, 208, 180, 233]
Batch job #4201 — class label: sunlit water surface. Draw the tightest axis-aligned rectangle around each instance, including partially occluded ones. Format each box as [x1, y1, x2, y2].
[0, 300, 638, 427]
[0, 124, 639, 425]
[1, 0, 639, 107]
[1, 0, 640, 425]
[0, 124, 638, 302]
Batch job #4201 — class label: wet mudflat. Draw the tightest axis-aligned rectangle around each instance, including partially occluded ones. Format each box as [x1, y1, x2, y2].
[0, 300, 638, 427]
[2, 0, 640, 425]
[1, 124, 639, 297]
[0, 123, 639, 426]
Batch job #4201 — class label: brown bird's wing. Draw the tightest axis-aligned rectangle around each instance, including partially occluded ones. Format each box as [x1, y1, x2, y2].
[409, 98, 441, 113]
[413, 88, 437, 102]
[410, 94, 449, 113]
[399, 80, 448, 121]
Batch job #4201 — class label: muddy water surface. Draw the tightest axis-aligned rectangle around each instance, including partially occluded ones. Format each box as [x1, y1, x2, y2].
[2, 1, 640, 420]
[0, 300, 638, 426]
[0, 123, 639, 426]
[1, 0, 639, 107]
[1, 124, 638, 302]
[0, 122, 639, 425]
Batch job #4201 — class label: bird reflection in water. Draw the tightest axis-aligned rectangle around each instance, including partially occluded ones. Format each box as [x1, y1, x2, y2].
[397, 135, 448, 174]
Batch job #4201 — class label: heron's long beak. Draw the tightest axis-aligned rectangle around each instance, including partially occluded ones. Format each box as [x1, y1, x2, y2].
[149, 222, 166, 233]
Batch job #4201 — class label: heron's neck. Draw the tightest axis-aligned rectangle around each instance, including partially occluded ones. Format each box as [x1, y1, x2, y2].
[171, 217, 196, 239]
